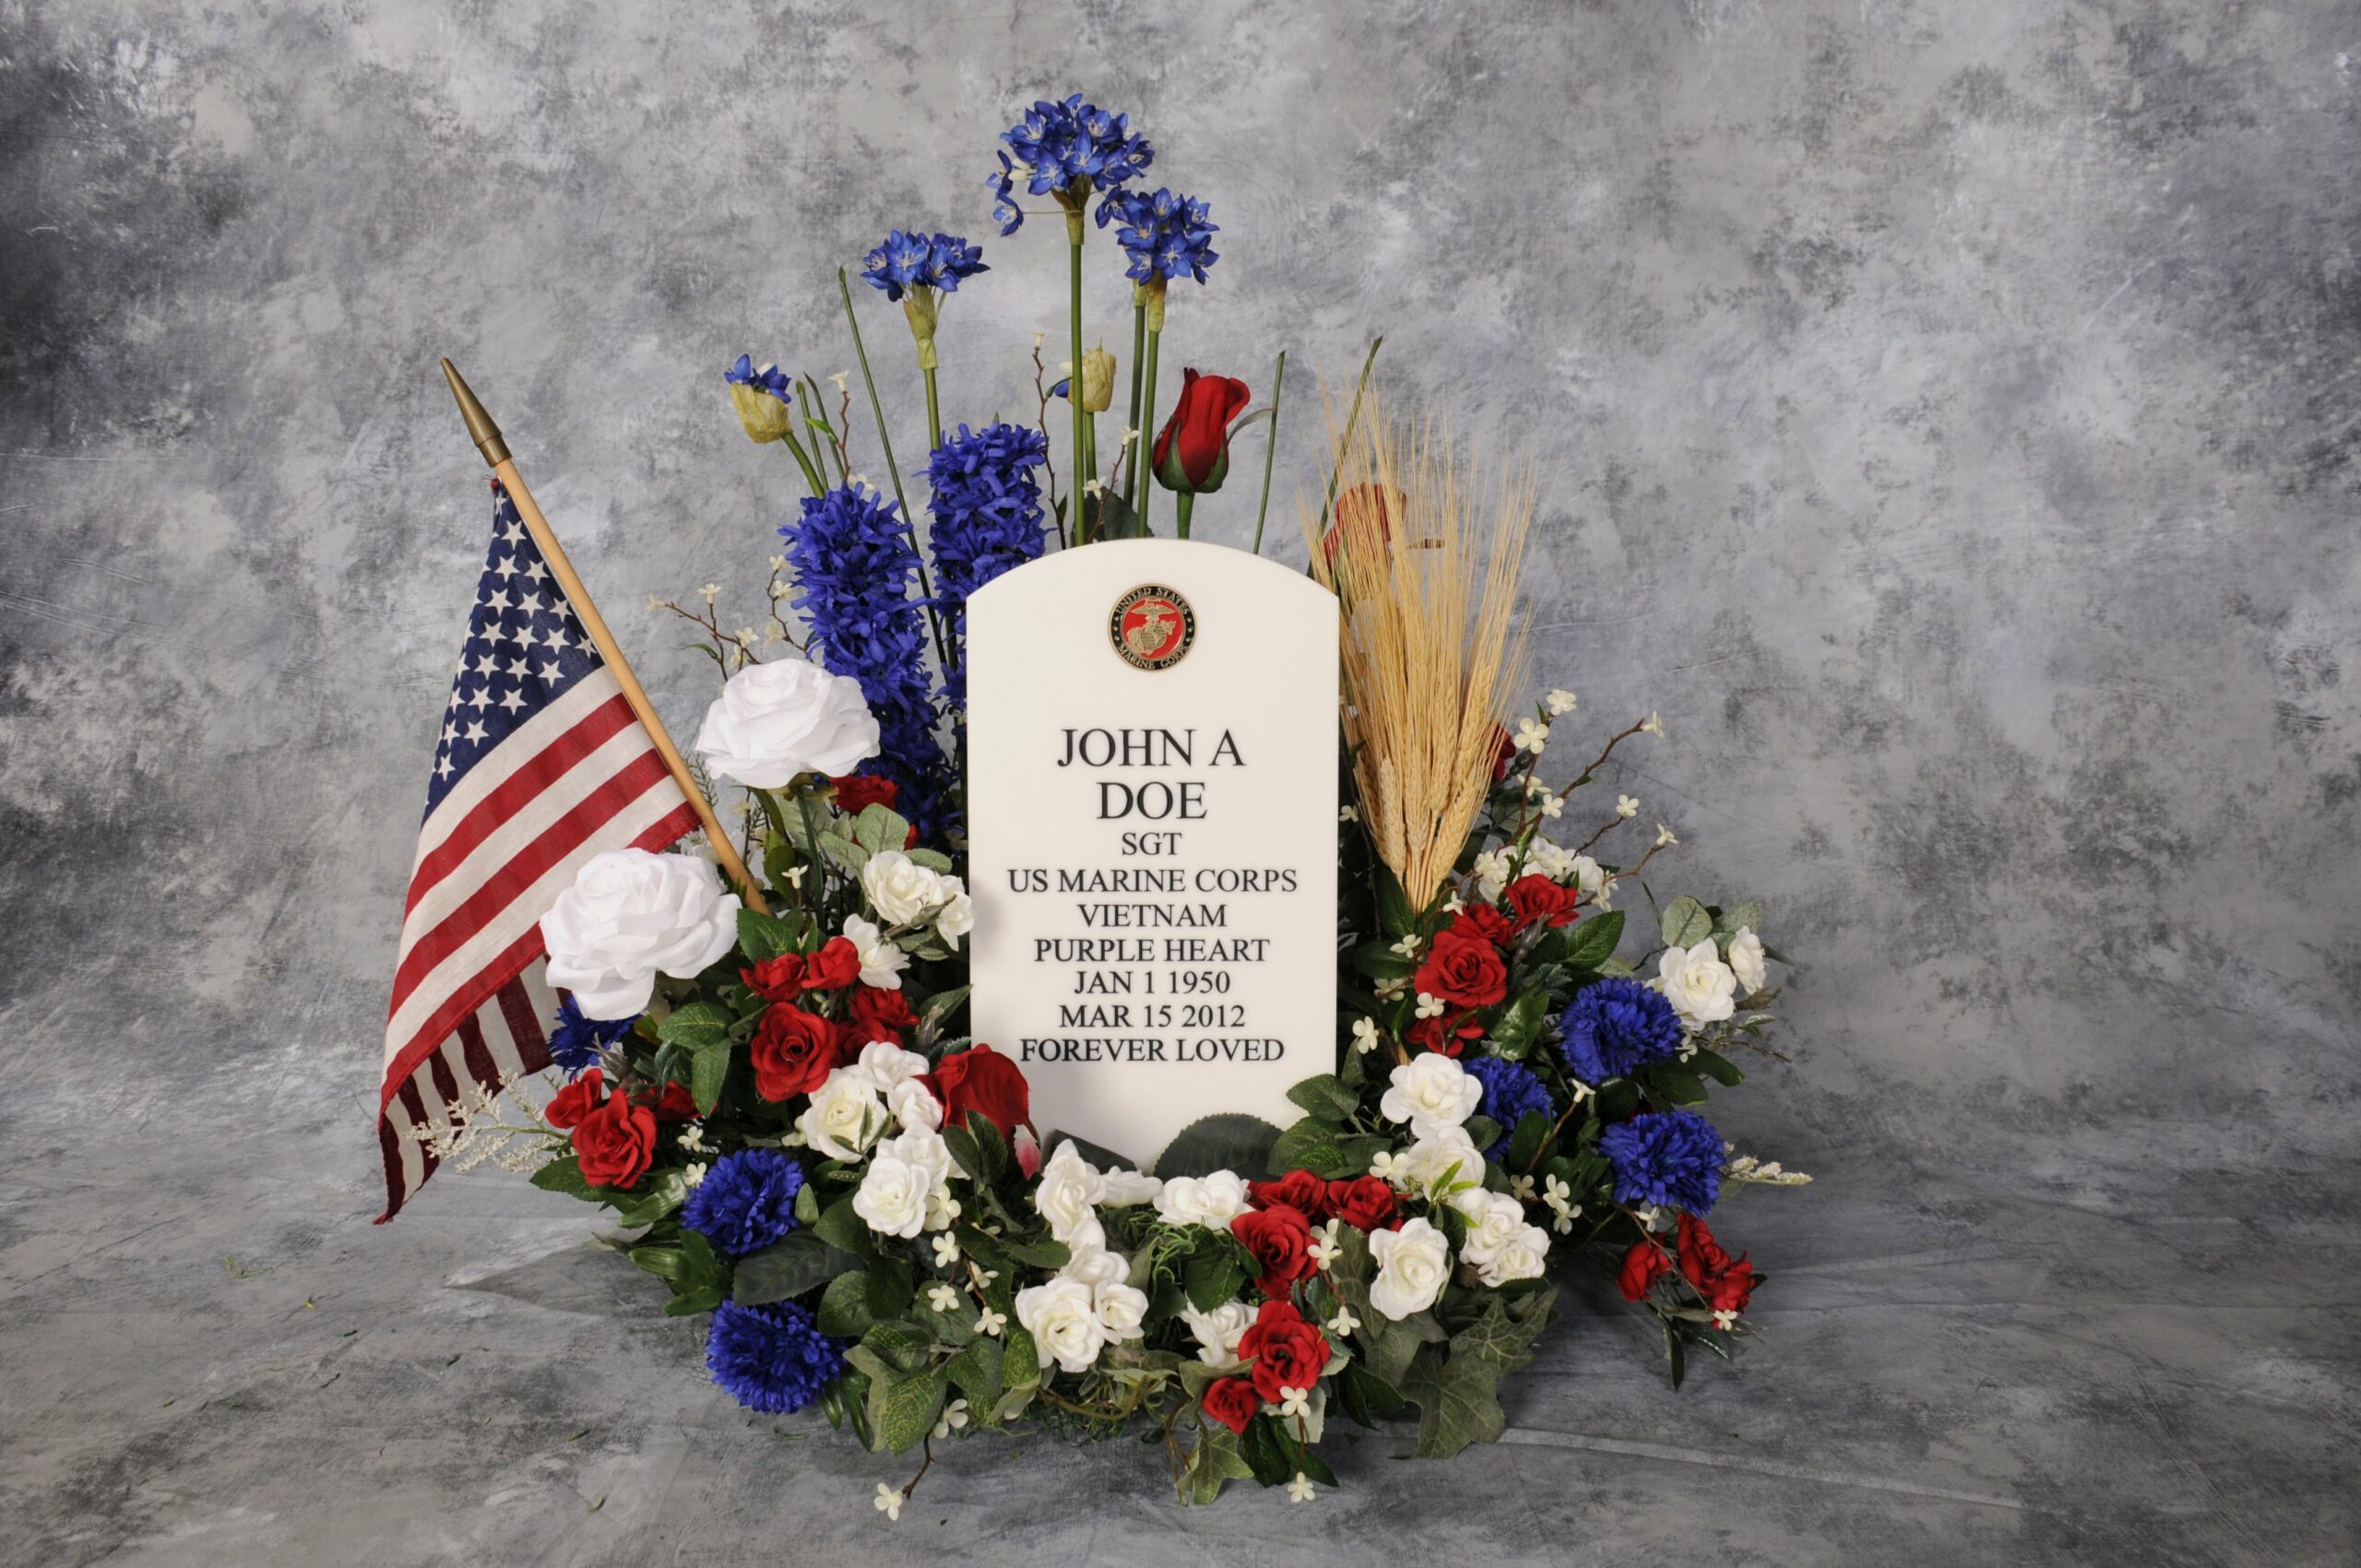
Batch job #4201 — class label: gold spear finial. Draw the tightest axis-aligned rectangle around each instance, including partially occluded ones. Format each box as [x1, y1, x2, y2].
[440, 358, 511, 468]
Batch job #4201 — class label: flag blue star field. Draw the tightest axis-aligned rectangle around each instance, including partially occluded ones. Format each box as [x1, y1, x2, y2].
[376, 481, 699, 1220]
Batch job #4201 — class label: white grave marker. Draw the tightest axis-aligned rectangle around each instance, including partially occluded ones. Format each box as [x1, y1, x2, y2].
[965, 539, 1339, 1168]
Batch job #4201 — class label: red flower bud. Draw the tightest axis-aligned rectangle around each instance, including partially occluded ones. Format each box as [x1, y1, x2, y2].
[1152, 368, 1251, 493]
[919, 1042, 1033, 1139]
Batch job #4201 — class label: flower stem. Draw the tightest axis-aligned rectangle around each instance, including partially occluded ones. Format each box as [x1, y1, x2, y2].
[1134, 320, 1162, 534]
[835, 267, 948, 670]
[1252, 348, 1287, 555]
[776, 424, 826, 499]
[1317, 335, 1384, 539]
[1066, 208, 1087, 547]
[922, 364, 943, 453]
[799, 378, 848, 483]
[1121, 297, 1147, 504]
[1173, 490, 1195, 540]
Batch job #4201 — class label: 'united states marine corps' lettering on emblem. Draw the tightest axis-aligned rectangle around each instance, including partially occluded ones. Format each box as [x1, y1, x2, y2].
[1109, 585, 1195, 671]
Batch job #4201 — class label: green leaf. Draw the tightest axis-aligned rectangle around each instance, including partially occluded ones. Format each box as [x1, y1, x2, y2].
[1349, 942, 1417, 981]
[1000, 1234, 1072, 1271]
[1238, 1413, 1296, 1487]
[1489, 990, 1551, 1059]
[868, 1367, 947, 1454]
[813, 1196, 876, 1259]
[1659, 896, 1713, 951]
[1667, 1319, 1688, 1389]
[861, 1316, 932, 1373]
[849, 803, 913, 857]
[1267, 1121, 1387, 1181]
[965, 1111, 1010, 1185]
[1284, 1074, 1358, 1123]
[612, 1170, 688, 1229]
[905, 847, 955, 873]
[1329, 1227, 1446, 1385]
[1373, 862, 1417, 938]
[731, 1230, 862, 1306]
[944, 1336, 1005, 1409]
[1648, 1063, 1710, 1106]
[1157, 1113, 1283, 1180]
[1714, 898, 1763, 936]
[737, 908, 801, 965]
[529, 1153, 597, 1199]
[688, 1039, 731, 1115]
[1184, 1421, 1254, 1505]
[663, 1284, 724, 1316]
[1559, 910, 1624, 972]
[656, 1001, 734, 1054]
[629, 1244, 686, 1284]
[1336, 1361, 1406, 1429]
[1691, 1050, 1746, 1087]
[1401, 1286, 1558, 1459]
[816, 1267, 912, 1338]
[1182, 1237, 1251, 1313]
[1506, 1111, 1553, 1171]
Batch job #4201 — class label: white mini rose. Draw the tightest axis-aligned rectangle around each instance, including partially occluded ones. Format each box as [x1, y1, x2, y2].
[1093, 1279, 1149, 1342]
[797, 1068, 885, 1161]
[694, 658, 879, 788]
[1152, 1170, 1253, 1229]
[1726, 927, 1768, 994]
[840, 914, 909, 990]
[1180, 1299, 1256, 1368]
[1450, 1187, 1530, 1260]
[1368, 1217, 1452, 1321]
[850, 1039, 929, 1090]
[1097, 1167, 1163, 1207]
[1654, 939, 1738, 1028]
[1014, 1277, 1106, 1372]
[540, 849, 742, 1019]
[1382, 1125, 1483, 1199]
[1568, 854, 1608, 897]
[884, 1078, 942, 1132]
[875, 1123, 954, 1191]
[1062, 1245, 1128, 1289]
[853, 1149, 935, 1238]
[1472, 1223, 1551, 1288]
[932, 887, 973, 950]
[1034, 1141, 1108, 1245]
[1381, 1053, 1483, 1140]
[861, 850, 950, 926]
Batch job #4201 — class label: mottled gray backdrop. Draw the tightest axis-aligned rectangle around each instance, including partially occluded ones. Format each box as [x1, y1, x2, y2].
[3, 2, 2355, 1563]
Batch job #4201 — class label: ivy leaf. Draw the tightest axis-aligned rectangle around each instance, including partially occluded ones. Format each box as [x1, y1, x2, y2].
[1183, 1422, 1254, 1505]
[1157, 1114, 1282, 1180]
[1659, 896, 1713, 950]
[1400, 1286, 1558, 1459]
[867, 1367, 947, 1455]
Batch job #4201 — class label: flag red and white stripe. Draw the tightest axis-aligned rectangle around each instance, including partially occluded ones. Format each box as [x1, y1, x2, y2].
[376, 483, 698, 1220]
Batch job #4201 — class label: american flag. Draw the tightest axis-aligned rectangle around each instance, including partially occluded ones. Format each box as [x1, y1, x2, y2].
[376, 481, 699, 1220]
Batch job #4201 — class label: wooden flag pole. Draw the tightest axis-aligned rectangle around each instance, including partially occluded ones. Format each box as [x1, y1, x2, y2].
[440, 358, 769, 915]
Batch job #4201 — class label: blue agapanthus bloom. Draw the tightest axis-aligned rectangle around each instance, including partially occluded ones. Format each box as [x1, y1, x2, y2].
[706, 1299, 845, 1414]
[722, 353, 790, 398]
[1112, 188, 1219, 285]
[1559, 977, 1684, 1084]
[1462, 1054, 1553, 1159]
[926, 422, 1051, 712]
[546, 996, 634, 1075]
[778, 484, 953, 837]
[990, 93, 1155, 235]
[682, 1148, 805, 1258]
[1600, 1109, 1725, 1214]
[860, 230, 990, 302]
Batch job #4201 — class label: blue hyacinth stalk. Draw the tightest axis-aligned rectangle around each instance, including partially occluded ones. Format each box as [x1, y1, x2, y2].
[860, 229, 989, 451]
[1110, 188, 1219, 534]
[777, 483, 954, 837]
[927, 422, 1053, 719]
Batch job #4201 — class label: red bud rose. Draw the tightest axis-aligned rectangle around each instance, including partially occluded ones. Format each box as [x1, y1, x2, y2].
[1152, 368, 1251, 493]
[919, 1042, 1032, 1139]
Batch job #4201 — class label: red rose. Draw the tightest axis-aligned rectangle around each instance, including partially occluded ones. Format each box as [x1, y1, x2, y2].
[740, 952, 806, 1004]
[845, 984, 919, 1047]
[1414, 931, 1507, 1010]
[571, 1090, 657, 1189]
[1199, 1375, 1261, 1436]
[1445, 904, 1515, 947]
[750, 1004, 840, 1102]
[799, 936, 861, 992]
[920, 1043, 1031, 1137]
[831, 774, 899, 814]
[1489, 724, 1517, 780]
[1504, 873, 1581, 932]
[1152, 368, 1252, 493]
[1618, 1239, 1673, 1302]
[645, 1082, 699, 1122]
[1326, 1175, 1400, 1231]
[1407, 1010, 1484, 1057]
[1248, 1169, 1332, 1219]
[1230, 1205, 1315, 1300]
[543, 1067, 605, 1130]
[1677, 1212, 1757, 1317]
[1321, 481, 1400, 563]
[1236, 1298, 1330, 1406]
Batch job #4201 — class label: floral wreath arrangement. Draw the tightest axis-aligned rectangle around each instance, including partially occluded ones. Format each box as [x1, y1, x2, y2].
[406, 92, 1810, 1514]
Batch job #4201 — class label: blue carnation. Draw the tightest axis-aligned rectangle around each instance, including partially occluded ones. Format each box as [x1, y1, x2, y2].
[778, 484, 952, 838]
[682, 1149, 805, 1258]
[861, 230, 989, 303]
[990, 93, 1155, 235]
[547, 996, 633, 1075]
[1600, 1109, 1724, 1214]
[706, 1299, 844, 1415]
[1112, 188, 1219, 285]
[722, 353, 789, 398]
[1462, 1055, 1553, 1159]
[926, 422, 1051, 714]
[1559, 978, 1683, 1084]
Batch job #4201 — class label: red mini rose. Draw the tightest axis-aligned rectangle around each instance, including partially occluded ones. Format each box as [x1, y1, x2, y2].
[1489, 723, 1517, 781]
[1445, 904, 1515, 947]
[844, 984, 919, 1048]
[1326, 1175, 1400, 1232]
[920, 1042, 1031, 1137]
[799, 936, 862, 992]
[645, 1082, 699, 1122]
[830, 774, 899, 814]
[740, 952, 806, 1004]
[1231, 1204, 1315, 1300]
[1618, 1239, 1673, 1302]
[1152, 367, 1252, 493]
[1200, 1375, 1261, 1436]
[1249, 1169, 1332, 1219]
[543, 1067, 605, 1130]
[1414, 930, 1508, 1010]
[1408, 1010, 1484, 1058]
[1236, 1298, 1330, 1406]
[571, 1090, 657, 1190]
[750, 1004, 839, 1102]
[1677, 1212, 1758, 1317]
[1505, 873, 1582, 932]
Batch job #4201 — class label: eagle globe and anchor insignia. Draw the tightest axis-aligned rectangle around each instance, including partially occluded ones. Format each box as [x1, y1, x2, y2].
[1109, 584, 1196, 671]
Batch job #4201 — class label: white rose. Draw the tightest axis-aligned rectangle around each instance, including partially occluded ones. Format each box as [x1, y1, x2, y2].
[861, 850, 949, 926]
[1014, 1277, 1106, 1372]
[1568, 854, 1607, 897]
[875, 1123, 954, 1192]
[694, 658, 879, 788]
[1450, 1187, 1529, 1260]
[1061, 1244, 1128, 1289]
[1382, 1126, 1483, 1198]
[1525, 837, 1575, 882]
[1473, 1223, 1551, 1288]
[853, 1150, 935, 1238]
[1097, 1167, 1163, 1207]
[540, 849, 742, 1019]
[840, 914, 909, 990]
[850, 1039, 929, 1090]
[1380, 1053, 1483, 1140]
[1726, 927, 1767, 994]
[1152, 1170, 1253, 1229]
[932, 886, 973, 950]
[884, 1078, 942, 1132]
[1034, 1141, 1108, 1245]
[796, 1069, 884, 1161]
[1180, 1299, 1256, 1368]
[1654, 939, 1738, 1028]
[1093, 1279, 1149, 1342]
[1368, 1217, 1452, 1321]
